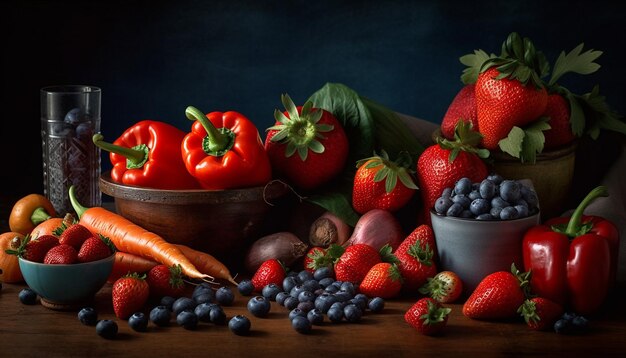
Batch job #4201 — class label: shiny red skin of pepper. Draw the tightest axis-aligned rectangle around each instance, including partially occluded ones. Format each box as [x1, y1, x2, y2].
[181, 110, 272, 190]
[523, 214, 619, 316]
[108, 120, 201, 189]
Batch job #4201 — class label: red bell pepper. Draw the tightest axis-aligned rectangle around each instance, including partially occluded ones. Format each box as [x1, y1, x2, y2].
[93, 120, 200, 189]
[181, 106, 272, 190]
[522, 186, 620, 315]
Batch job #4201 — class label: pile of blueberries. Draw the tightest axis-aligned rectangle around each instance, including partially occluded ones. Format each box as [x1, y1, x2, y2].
[433, 174, 540, 220]
[236, 266, 386, 335]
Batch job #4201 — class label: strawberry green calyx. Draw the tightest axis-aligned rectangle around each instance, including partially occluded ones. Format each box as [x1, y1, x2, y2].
[379, 244, 400, 264]
[437, 121, 490, 162]
[422, 299, 452, 325]
[480, 32, 549, 89]
[268, 94, 334, 161]
[511, 263, 532, 298]
[356, 150, 418, 193]
[98, 234, 117, 254]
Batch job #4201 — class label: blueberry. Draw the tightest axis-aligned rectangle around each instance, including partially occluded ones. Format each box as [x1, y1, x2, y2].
[479, 179, 496, 199]
[554, 318, 571, 334]
[487, 174, 504, 185]
[368, 297, 385, 313]
[343, 304, 363, 323]
[515, 204, 529, 218]
[64, 107, 83, 125]
[288, 308, 307, 321]
[289, 284, 307, 299]
[452, 194, 471, 209]
[468, 190, 481, 201]
[292, 315, 312, 334]
[192, 284, 215, 302]
[314, 293, 337, 313]
[476, 213, 494, 220]
[333, 290, 352, 303]
[261, 283, 282, 301]
[441, 187, 453, 198]
[500, 206, 519, 220]
[19, 288, 37, 305]
[562, 312, 577, 322]
[327, 306, 344, 323]
[78, 307, 98, 326]
[454, 177, 473, 195]
[194, 302, 214, 322]
[209, 305, 227, 325]
[470, 198, 490, 216]
[283, 296, 299, 310]
[176, 310, 199, 330]
[318, 277, 335, 289]
[491, 196, 510, 209]
[446, 203, 464, 217]
[307, 308, 324, 325]
[282, 276, 298, 294]
[302, 279, 321, 292]
[96, 320, 118, 339]
[297, 270, 314, 283]
[247, 296, 271, 317]
[298, 290, 316, 303]
[172, 297, 197, 315]
[340, 282, 356, 295]
[237, 279, 254, 296]
[314, 266, 334, 281]
[228, 315, 251, 336]
[275, 291, 290, 306]
[297, 301, 315, 313]
[572, 315, 589, 331]
[490, 206, 504, 219]
[128, 312, 148, 332]
[324, 284, 339, 294]
[160, 296, 176, 311]
[521, 186, 539, 209]
[499, 180, 521, 202]
[149, 305, 171, 326]
[460, 209, 473, 218]
[215, 286, 235, 306]
[434, 196, 453, 214]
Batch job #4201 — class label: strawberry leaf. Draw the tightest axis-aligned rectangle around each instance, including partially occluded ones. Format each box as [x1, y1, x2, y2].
[520, 119, 550, 164]
[548, 43, 602, 86]
[566, 90, 586, 137]
[459, 49, 496, 84]
[498, 126, 525, 159]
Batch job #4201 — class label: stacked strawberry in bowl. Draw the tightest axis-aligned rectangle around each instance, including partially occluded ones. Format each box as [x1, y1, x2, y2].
[8, 223, 116, 307]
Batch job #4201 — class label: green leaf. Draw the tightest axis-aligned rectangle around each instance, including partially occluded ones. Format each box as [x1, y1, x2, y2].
[549, 43, 603, 86]
[459, 49, 496, 84]
[306, 191, 360, 227]
[519, 119, 550, 164]
[308, 83, 375, 166]
[498, 126, 526, 158]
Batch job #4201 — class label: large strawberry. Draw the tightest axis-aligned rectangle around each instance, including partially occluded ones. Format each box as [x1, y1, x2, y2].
[264, 94, 349, 191]
[359, 262, 403, 299]
[475, 33, 549, 150]
[440, 84, 477, 140]
[77, 235, 115, 263]
[112, 273, 150, 320]
[303, 246, 332, 273]
[394, 224, 438, 292]
[6, 234, 60, 263]
[251, 259, 286, 292]
[416, 121, 489, 224]
[352, 150, 417, 214]
[330, 243, 382, 285]
[404, 297, 451, 336]
[43, 244, 78, 264]
[146, 264, 186, 298]
[518, 297, 564, 331]
[542, 93, 576, 149]
[463, 264, 530, 320]
[58, 223, 94, 250]
[419, 270, 463, 304]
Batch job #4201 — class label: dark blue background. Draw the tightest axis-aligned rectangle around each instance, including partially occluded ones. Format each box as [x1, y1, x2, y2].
[2, 0, 624, 198]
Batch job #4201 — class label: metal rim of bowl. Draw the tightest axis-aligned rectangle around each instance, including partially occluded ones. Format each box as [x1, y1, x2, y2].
[99, 171, 289, 205]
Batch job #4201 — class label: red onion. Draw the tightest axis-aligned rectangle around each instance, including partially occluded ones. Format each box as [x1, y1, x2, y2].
[345, 209, 404, 251]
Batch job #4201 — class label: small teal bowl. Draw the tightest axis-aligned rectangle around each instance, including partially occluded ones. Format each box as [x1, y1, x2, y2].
[19, 254, 115, 306]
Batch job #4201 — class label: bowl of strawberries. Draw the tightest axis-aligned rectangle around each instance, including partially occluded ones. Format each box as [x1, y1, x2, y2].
[14, 224, 116, 308]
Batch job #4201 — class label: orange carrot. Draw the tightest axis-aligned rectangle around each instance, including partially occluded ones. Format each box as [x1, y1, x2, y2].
[175, 244, 237, 285]
[108, 251, 159, 283]
[69, 186, 213, 281]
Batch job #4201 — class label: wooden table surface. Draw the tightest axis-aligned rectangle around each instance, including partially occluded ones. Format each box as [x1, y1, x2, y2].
[1, 279, 625, 357]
